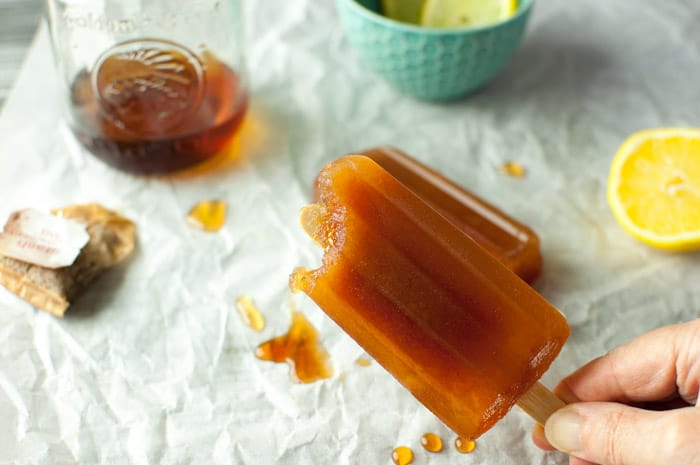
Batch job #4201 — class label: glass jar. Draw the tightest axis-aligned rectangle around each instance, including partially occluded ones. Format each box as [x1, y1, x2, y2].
[46, 0, 248, 175]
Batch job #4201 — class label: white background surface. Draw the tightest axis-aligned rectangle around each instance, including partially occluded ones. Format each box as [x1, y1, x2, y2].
[1, 0, 700, 464]
[0, 0, 42, 107]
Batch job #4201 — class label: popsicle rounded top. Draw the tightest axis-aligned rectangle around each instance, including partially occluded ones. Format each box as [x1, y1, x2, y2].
[291, 155, 569, 439]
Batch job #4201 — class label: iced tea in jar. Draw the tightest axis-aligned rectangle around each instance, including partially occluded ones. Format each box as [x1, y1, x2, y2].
[47, 0, 248, 174]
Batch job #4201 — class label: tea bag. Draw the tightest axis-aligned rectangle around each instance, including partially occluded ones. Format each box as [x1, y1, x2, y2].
[0, 204, 136, 317]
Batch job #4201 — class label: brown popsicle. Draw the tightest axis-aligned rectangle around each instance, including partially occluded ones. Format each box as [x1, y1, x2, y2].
[292, 155, 568, 440]
[358, 147, 541, 283]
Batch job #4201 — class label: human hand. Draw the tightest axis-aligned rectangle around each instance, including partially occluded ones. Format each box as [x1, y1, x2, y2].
[532, 319, 700, 465]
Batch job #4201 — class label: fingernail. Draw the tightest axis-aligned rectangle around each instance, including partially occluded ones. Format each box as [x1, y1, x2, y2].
[544, 407, 583, 454]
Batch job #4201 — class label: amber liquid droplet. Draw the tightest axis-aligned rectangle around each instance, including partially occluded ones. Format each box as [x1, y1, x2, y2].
[454, 437, 476, 454]
[299, 204, 330, 247]
[355, 357, 371, 367]
[420, 432, 443, 452]
[391, 446, 414, 465]
[187, 200, 227, 232]
[255, 312, 333, 383]
[235, 295, 265, 332]
[499, 161, 526, 178]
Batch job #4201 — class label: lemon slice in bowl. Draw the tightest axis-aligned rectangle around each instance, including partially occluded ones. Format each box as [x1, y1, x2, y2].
[607, 128, 700, 251]
[420, 0, 518, 28]
[381, 0, 425, 24]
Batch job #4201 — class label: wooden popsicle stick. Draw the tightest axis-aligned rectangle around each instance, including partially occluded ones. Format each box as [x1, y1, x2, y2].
[516, 381, 566, 425]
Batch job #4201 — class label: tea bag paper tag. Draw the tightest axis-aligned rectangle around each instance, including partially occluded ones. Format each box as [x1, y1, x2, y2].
[0, 209, 90, 268]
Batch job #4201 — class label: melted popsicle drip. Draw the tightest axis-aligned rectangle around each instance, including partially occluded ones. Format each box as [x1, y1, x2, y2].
[235, 295, 265, 331]
[391, 446, 414, 465]
[499, 161, 526, 178]
[300, 204, 330, 247]
[420, 432, 443, 452]
[187, 199, 227, 232]
[255, 311, 332, 383]
[454, 437, 477, 454]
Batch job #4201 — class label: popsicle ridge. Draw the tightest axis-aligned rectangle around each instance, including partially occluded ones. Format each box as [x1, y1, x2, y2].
[359, 147, 542, 283]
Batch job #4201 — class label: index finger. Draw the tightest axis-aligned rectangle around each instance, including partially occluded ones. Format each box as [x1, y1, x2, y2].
[555, 319, 700, 405]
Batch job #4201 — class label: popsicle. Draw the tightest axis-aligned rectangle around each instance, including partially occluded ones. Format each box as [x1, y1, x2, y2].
[358, 147, 542, 283]
[291, 155, 569, 440]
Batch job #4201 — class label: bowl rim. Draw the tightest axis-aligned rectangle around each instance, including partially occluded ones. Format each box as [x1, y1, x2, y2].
[337, 0, 533, 34]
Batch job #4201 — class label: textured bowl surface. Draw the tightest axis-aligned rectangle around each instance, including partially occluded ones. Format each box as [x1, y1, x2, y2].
[337, 0, 533, 100]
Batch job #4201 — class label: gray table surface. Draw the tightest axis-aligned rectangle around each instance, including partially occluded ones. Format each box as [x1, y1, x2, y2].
[0, 0, 43, 109]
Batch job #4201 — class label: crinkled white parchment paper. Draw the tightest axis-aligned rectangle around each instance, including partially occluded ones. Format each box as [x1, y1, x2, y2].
[2, 0, 700, 463]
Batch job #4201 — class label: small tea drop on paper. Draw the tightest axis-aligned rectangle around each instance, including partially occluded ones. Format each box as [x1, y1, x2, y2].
[499, 161, 526, 178]
[454, 437, 477, 453]
[355, 357, 371, 367]
[420, 432, 443, 452]
[235, 295, 265, 332]
[391, 446, 414, 465]
[255, 311, 333, 383]
[187, 200, 227, 232]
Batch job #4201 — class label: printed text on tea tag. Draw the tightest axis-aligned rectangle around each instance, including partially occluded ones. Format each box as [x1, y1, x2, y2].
[0, 209, 90, 268]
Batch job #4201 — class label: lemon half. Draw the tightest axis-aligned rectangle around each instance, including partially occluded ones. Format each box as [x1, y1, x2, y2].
[420, 0, 518, 28]
[607, 128, 700, 251]
[381, 0, 424, 24]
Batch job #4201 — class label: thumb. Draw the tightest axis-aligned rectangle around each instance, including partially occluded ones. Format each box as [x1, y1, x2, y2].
[544, 402, 700, 465]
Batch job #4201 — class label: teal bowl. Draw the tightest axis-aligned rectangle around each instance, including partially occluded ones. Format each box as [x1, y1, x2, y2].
[336, 0, 533, 101]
